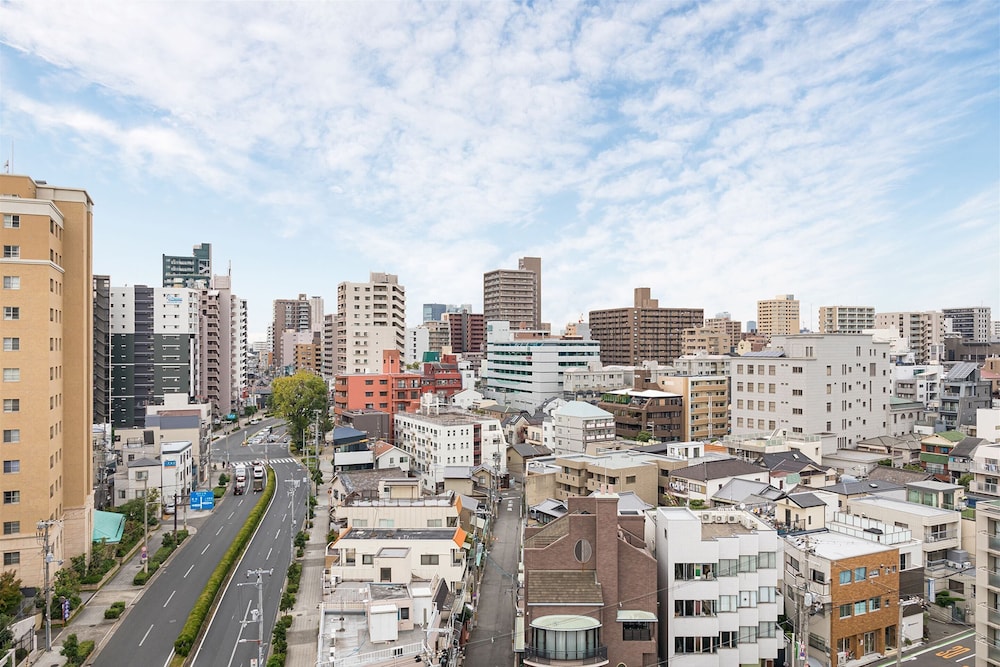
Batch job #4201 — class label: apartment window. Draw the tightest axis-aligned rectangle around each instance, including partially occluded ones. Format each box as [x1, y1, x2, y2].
[718, 559, 737, 576]
[398, 607, 410, 620]
[2, 338, 18, 351]
[758, 621, 777, 638]
[792, 389, 803, 396]
[2, 307, 19, 320]
[792, 408, 803, 415]
[717, 595, 737, 612]
[738, 590, 758, 607]
[792, 366, 803, 374]
[854, 566, 866, 582]
[2, 552, 19, 566]
[854, 600, 867, 616]
[2, 430, 19, 444]
[759, 586, 776, 603]
[2, 491, 19, 504]
[623, 621, 652, 641]
[839, 570, 852, 585]
[420, 554, 439, 565]
[839, 603, 852, 619]
[3, 460, 19, 474]
[738, 626, 757, 644]
[362, 554, 374, 565]
[3, 214, 19, 228]
[2, 246, 19, 258]
[426, 518, 443, 527]
[720, 631, 737, 648]
[626, 475, 636, 484]
[738, 555, 757, 572]
[768, 383, 775, 393]
[758, 552, 776, 568]
[869, 596, 881, 611]
[2, 521, 18, 535]
[2, 369, 18, 383]
[2, 399, 17, 413]
[2, 276, 19, 290]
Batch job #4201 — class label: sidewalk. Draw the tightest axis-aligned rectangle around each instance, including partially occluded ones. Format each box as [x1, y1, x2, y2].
[285, 447, 333, 667]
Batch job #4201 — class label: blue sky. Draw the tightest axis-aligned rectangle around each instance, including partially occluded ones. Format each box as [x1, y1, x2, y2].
[1, 1, 997, 340]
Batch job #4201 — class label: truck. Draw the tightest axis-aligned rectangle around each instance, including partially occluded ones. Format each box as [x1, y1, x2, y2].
[251, 465, 265, 493]
[233, 464, 248, 495]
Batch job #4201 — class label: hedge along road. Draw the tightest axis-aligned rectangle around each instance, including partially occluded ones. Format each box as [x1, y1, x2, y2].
[92, 479, 262, 667]
[191, 457, 308, 666]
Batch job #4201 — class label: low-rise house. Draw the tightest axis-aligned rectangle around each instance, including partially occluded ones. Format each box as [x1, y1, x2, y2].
[667, 459, 770, 506]
[815, 480, 904, 510]
[756, 451, 836, 489]
[719, 430, 824, 465]
[330, 477, 460, 533]
[507, 443, 552, 479]
[822, 449, 889, 479]
[855, 434, 923, 467]
[710, 479, 784, 512]
[330, 467, 411, 505]
[774, 491, 831, 533]
[373, 441, 410, 472]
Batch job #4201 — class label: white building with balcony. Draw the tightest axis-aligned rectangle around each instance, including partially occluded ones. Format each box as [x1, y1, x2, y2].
[656, 507, 781, 667]
[846, 496, 961, 571]
[550, 400, 616, 456]
[975, 500, 1000, 667]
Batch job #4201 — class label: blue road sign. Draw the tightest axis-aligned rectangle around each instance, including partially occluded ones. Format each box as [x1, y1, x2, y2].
[61, 597, 70, 620]
[190, 490, 215, 511]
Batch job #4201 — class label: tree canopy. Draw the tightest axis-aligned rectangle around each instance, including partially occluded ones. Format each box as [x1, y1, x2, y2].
[272, 371, 329, 449]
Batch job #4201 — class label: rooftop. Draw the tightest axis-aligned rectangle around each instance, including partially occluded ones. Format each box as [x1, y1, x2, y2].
[851, 495, 957, 518]
[786, 529, 897, 560]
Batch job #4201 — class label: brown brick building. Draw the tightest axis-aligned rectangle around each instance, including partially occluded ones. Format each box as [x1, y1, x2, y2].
[589, 287, 703, 365]
[522, 494, 658, 667]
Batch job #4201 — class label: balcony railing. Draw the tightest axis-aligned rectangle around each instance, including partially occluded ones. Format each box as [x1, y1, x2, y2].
[925, 531, 958, 543]
[524, 646, 608, 664]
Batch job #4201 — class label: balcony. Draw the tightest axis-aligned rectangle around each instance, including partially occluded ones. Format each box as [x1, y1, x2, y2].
[523, 646, 608, 666]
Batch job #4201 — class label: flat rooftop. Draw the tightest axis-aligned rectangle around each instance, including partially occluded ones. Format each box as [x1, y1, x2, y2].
[850, 496, 957, 518]
[342, 528, 458, 541]
[788, 529, 897, 560]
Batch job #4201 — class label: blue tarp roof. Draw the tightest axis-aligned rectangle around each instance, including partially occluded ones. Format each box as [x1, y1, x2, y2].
[93, 510, 125, 544]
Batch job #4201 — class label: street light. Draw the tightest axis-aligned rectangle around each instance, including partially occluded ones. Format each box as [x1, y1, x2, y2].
[36, 519, 61, 652]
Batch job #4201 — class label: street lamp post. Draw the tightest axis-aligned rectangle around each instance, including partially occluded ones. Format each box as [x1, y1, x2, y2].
[36, 519, 60, 652]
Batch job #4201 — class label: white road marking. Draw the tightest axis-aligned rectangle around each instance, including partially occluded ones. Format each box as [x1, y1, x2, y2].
[225, 600, 254, 667]
[184, 564, 195, 578]
[163, 590, 175, 607]
[228, 511, 235, 519]
[216, 526, 224, 536]
[139, 624, 154, 646]
[275, 530, 281, 541]
[201, 543, 211, 555]
[266, 548, 272, 560]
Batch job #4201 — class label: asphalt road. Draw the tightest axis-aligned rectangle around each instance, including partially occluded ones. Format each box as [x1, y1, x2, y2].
[192, 456, 307, 667]
[92, 419, 286, 667]
[466, 489, 522, 667]
[871, 629, 976, 667]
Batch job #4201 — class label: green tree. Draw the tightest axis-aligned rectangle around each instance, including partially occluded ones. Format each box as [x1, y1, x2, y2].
[272, 371, 328, 450]
[0, 571, 22, 616]
[958, 473, 973, 489]
[635, 431, 652, 443]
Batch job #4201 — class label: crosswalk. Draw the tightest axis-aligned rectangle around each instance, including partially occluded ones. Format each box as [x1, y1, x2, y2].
[266, 457, 298, 464]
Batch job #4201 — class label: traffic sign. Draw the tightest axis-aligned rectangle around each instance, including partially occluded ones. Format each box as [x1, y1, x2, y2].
[190, 490, 215, 511]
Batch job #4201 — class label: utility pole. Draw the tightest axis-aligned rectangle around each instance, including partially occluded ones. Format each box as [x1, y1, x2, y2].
[143, 478, 149, 574]
[240, 568, 273, 667]
[36, 520, 60, 651]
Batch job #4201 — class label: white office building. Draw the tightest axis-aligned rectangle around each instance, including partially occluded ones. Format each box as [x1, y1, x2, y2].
[550, 401, 616, 455]
[730, 334, 892, 449]
[336, 272, 406, 375]
[656, 507, 781, 667]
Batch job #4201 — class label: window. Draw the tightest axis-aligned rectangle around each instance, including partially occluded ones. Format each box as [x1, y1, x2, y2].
[738, 555, 757, 572]
[720, 631, 737, 648]
[2, 521, 18, 535]
[2, 399, 18, 412]
[2, 552, 19, 566]
[739, 590, 758, 607]
[2, 276, 19, 289]
[869, 596, 881, 611]
[675, 599, 717, 616]
[623, 621, 652, 641]
[2, 429, 19, 443]
[792, 366, 803, 374]
[759, 551, 776, 568]
[758, 621, 777, 638]
[839, 603, 852, 618]
[718, 559, 737, 576]
[426, 518, 443, 527]
[2, 460, 19, 474]
[2, 246, 19, 258]
[759, 586, 776, 603]
[738, 626, 758, 644]
[2, 490, 19, 504]
[792, 388, 803, 396]
[3, 214, 19, 228]
[792, 408, 803, 415]
[420, 554, 440, 565]
[2, 338, 17, 351]
[718, 595, 737, 612]
[839, 570, 852, 585]
[398, 607, 410, 620]
[2, 307, 19, 320]
[362, 554, 374, 565]
[854, 566, 866, 582]
[854, 600, 867, 616]
[788, 556, 800, 572]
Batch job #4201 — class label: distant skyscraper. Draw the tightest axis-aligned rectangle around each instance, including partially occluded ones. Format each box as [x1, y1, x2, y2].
[483, 256, 542, 330]
[756, 294, 800, 337]
[162, 242, 212, 289]
[93, 274, 111, 425]
[446, 310, 485, 354]
[198, 274, 247, 421]
[817, 305, 875, 334]
[943, 307, 992, 342]
[271, 294, 317, 368]
[110, 285, 200, 427]
[336, 272, 406, 374]
[423, 303, 446, 322]
[589, 287, 704, 365]
[1, 174, 95, 587]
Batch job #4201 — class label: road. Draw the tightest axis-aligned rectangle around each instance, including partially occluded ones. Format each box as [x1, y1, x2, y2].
[466, 489, 522, 667]
[192, 455, 308, 667]
[871, 630, 975, 667]
[93, 418, 286, 667]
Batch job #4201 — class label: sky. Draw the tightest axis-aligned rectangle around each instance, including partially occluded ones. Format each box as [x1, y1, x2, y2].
[1, 1, 998, 341]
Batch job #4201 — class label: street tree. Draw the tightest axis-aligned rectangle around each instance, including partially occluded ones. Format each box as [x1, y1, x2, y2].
[0, 571, 22, 616]
[272, 371, 328, 450]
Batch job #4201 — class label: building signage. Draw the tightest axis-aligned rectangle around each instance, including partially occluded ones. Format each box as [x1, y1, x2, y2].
[163, 460, 177, 467]
[165, 295, 184, 303]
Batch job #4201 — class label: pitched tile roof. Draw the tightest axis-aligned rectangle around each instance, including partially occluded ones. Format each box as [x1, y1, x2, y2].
[670, 458, 768, 481]
[526, 570, 603, 605]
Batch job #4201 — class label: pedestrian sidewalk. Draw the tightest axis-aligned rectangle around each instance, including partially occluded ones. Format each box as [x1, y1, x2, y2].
[285, 447, 333, 667]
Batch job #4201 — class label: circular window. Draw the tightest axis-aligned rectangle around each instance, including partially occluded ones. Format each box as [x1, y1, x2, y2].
[574, 538, 593, 563]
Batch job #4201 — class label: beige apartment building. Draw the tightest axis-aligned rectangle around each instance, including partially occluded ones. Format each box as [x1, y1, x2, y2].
[589, 287, 703, 365]
[1, 174, 94, 587]
[874, 311, 944, 365]
[757, 293, 800, 337]
[818, 305, 876, 334]
[483, 256, 542, 331]
[657, 375, 729, 441]
[680, 326, 730, 355]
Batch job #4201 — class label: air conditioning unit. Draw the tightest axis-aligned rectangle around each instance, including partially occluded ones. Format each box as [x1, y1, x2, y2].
[700, 514, 712, 523]
[728, 514, 739, 524]
[714, 515, 727, 524]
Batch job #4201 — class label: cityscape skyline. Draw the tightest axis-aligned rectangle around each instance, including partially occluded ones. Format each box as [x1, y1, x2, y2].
[1, 2, 997, 339]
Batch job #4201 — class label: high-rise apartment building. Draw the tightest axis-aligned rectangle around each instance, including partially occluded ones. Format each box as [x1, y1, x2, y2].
[483, 256, 542, 330]
[818, 305, 875, 334]
[943, 306, 992, 342]
[335, 272, 406, 375]
[162, 242, 211, 289]
[1, 174, 94, 587]
[93, 274, 111, 425]
[658, 374, 730, 441]
[446, 310, 485, 354]
[874, 311, 944, 364]
[730, 334, 892, 448]
[198, 274, 247, 419]
[704, 315, 742, 350]
[109, 285, 200, 427]
[271, 294, 318, 369]
[757, 294, 800, 337]
[588, 287, 704, 365]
